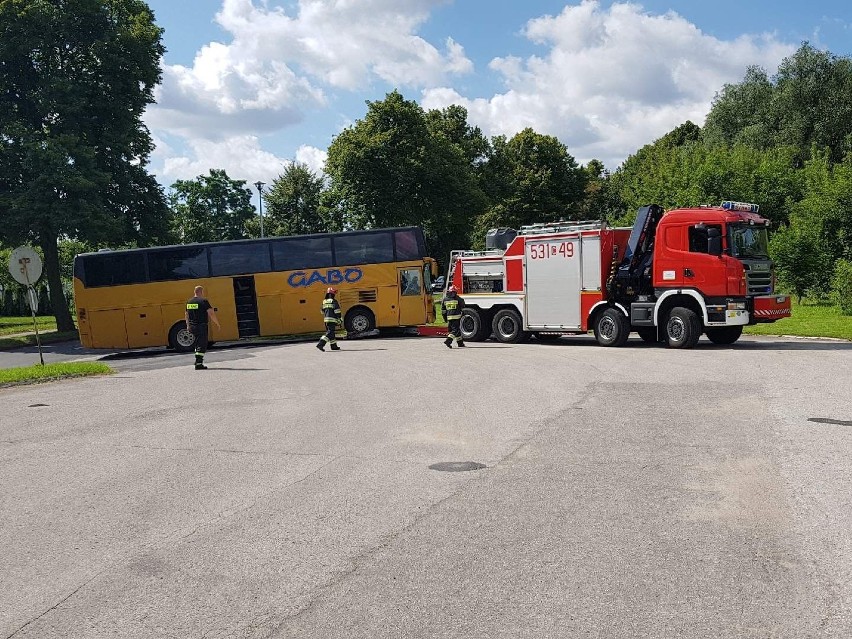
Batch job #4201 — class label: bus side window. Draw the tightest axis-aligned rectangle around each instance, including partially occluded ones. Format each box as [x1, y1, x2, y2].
[394, 230, 421, 260]
[334, 232, 394, 266]
[84, 253, 147, 287]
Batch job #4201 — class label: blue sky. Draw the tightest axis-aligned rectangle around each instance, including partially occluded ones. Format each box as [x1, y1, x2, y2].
[142, 0, 852, 189]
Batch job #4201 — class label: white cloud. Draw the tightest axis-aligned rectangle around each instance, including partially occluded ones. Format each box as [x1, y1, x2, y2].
[154, 136, 289, 186]
[422, 0, 796, 169]
[294, 145, 328, 176]
[146, 0, 468, 186]
[147, 0, 468, 140]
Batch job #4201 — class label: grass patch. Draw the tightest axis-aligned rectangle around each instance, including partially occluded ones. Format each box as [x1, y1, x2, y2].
[429, 295, 447, 326]
[744, 300, 852, 341]
[0, 315, 57, 336]
[0, 361, 112, 386]
[0, 330, 79, 351]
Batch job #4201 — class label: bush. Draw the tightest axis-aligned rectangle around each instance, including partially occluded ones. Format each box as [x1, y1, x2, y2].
[832, 259, 852, 315]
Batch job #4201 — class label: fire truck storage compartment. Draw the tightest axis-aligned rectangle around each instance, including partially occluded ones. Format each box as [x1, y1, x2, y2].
[525, 233, 601, 329]
[462, 259, 504, 293]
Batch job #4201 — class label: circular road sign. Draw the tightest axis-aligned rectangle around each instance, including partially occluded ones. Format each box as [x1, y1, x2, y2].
[8, 246, 43, 286]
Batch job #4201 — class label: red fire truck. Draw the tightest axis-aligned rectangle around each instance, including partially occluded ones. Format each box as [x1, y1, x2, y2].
[447, 201, 791, 348]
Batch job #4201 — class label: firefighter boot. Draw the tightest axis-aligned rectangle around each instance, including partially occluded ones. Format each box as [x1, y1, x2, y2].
[330, 344, 341, 351]
[457, 340, 466, 348]
[316, 340, 325, 352]
[444, 337, 453, 349]
[194, 353, 207, 370]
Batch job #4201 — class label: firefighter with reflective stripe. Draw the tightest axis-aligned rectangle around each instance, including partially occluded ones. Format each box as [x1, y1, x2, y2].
[185, 285, 220, 369]
[316, 287, 342, 351]
[442, 285, 465, 348]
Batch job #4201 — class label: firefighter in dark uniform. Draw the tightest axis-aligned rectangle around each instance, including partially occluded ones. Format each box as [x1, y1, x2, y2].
[185, 285, 220, 369]
[443, 285, 466, 348]
[316, 287, 342, 351]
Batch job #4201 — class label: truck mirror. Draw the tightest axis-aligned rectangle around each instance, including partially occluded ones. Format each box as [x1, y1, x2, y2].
[707, 228, 722, 256]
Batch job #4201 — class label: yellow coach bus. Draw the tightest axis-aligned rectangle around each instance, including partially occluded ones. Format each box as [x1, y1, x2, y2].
[73, 227, 437, 351]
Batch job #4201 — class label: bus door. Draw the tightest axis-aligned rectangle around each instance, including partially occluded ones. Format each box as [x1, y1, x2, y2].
[397, 267, 426, 326]
[233, 276, 260, 338]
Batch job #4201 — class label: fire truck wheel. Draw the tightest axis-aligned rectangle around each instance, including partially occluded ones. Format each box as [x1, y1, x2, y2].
[664, 307, 701, 349]
[636, 327, 659, 343]
[705, 325, 743, 345]
[460, 308, 488, 341]
[491, 308, 524, 343]
[594, 307, 630, 347]
[168, 321, 198, 353]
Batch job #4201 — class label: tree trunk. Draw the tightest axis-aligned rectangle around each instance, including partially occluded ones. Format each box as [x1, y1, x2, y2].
[39, 231, 76, 332]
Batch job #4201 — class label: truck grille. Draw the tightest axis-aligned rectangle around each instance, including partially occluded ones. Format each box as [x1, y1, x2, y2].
[746, 271, 772, 294]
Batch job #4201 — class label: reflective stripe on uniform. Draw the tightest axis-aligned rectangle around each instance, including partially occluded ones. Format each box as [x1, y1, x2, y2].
[186, 303, 199, 309]
[445, 299, 461, 320]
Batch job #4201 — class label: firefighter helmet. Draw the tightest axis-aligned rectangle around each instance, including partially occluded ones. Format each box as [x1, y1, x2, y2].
[447, 285, 457, 293]
[326, 287, 338, 295]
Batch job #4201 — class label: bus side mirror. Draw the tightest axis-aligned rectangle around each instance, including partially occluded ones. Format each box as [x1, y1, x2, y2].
[707, 228, 722, 256]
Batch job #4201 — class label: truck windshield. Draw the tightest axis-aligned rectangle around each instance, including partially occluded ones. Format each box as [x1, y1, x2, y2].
[729, 224, 769, 258]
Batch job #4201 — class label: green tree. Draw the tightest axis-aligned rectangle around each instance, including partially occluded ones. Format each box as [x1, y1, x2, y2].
[478, 128, 587, 231]
[0, 0, 168, 331]
[831, 259, 852, 315]
[325, 90, 487, 265]
[703, 67, 775, 149]
[254, 163, 327, 236]
[704, 44, 852, 162]
[169, 169, 256, 242]
[578, 159, 626, 222]
[425, 104, 490, 168]
[769, 221, 831, 303]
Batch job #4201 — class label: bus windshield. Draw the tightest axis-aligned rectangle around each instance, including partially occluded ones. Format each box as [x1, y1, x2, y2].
[728, 224, 769, 259]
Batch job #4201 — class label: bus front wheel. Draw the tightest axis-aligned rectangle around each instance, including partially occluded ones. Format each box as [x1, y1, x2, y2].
[168, 322, 197, 352]
[344, 307, 376, 334]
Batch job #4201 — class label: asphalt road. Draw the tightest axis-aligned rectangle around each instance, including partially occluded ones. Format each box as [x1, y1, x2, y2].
[1, 334, 851, 638]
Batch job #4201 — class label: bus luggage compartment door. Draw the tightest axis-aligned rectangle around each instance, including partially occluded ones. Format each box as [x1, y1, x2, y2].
[233, 276, 260, 338]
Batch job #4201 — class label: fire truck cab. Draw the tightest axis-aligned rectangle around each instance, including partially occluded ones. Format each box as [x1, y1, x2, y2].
[447, 201, 791, 348]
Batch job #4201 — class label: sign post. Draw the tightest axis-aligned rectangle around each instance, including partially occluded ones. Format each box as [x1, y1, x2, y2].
[8, 246, 45, 365]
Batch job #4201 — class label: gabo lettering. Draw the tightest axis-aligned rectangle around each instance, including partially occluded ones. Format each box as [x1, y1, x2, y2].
[288, 268, 363, 288]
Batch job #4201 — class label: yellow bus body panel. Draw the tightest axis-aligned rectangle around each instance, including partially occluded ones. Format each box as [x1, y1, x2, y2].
[74, 259, 432, 349]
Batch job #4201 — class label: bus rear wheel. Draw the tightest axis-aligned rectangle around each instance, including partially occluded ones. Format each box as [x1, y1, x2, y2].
[168, 322, 197, 352]
[344, 307, 375, 334]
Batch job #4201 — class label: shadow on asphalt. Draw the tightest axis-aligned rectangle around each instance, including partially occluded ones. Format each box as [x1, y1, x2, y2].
[525, 336, 852, 351]
[202, 367, 269, 371]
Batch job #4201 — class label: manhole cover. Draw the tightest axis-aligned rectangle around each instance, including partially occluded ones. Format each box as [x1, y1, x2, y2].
[808, 417, 852, 426]
[28, 403, 49, 408]
[428, 461, 486, 472]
